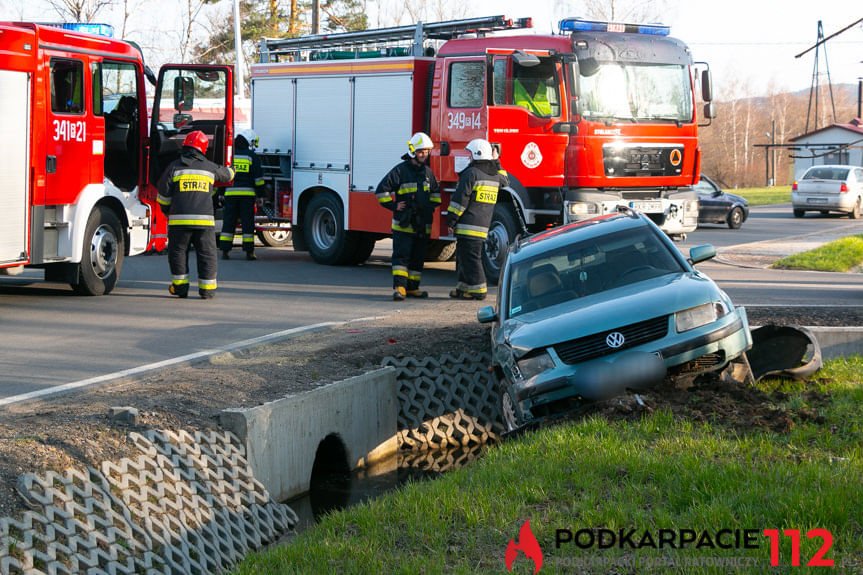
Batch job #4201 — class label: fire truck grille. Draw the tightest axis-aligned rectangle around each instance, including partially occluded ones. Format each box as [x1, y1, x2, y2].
[602, 146, 684, 178]
[553, 315, 669, 364]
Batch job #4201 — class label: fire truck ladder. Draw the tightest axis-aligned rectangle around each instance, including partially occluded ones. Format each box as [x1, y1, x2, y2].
[259, 15, 532, 62]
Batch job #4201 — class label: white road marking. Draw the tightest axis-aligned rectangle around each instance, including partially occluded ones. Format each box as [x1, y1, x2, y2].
[0, 316, 385, 409]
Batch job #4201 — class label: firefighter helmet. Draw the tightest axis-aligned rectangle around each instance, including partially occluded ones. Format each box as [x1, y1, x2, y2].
[183, 130, 209, 155]
[466, 138, 493, 161]
[407, 132, 433, 157]
[237, 128, 259, 149]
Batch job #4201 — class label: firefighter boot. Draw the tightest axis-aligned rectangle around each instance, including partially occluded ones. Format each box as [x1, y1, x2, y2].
[393, 286, 406, 301]
[406, 289, 428, 298]
[222, 250, 230, 260]
[199, 290, 216, 300]
[169, 284, 188, 299]
[246, 251, 257, 261]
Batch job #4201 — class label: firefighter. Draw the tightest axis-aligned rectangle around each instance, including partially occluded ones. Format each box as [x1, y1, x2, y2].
[157, 130, 235, 299]
[220, 129, 265, 260]
[375, 132, 441, 301]
[446, 138, 509, 300]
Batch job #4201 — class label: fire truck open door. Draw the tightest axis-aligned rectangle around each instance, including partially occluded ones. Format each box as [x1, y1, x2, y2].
[145, 64, 233, 251]
[0, 69, 31, 265]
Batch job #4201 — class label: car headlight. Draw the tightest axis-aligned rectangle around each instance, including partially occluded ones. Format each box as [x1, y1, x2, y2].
[566, 202, 597, 216]
[675, 301, 729, 333]
[514, 350, 555, 381]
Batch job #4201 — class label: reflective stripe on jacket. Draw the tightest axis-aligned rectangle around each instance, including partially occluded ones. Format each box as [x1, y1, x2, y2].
[157, 147, 235, 228]
[447, 161, 509, 239]
[375, 155, 441, 234]
[225, 150, 265, 197]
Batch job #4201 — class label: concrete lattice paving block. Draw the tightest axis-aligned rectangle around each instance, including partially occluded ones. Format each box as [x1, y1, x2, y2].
[2, 428, 297, 574]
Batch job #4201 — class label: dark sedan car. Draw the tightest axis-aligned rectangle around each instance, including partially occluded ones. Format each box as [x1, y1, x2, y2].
[694, 175, 749, 229]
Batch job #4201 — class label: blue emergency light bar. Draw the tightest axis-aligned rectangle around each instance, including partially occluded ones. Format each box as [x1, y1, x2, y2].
[45, 22, 115, 37]
[559, 18, 669, 36]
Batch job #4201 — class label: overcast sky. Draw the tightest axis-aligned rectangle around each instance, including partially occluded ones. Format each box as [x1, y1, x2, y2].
[480, 0, 863, 98]
[3, 0, 861, 99]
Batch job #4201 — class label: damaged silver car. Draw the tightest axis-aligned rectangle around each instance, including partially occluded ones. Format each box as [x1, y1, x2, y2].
[478, 210, 752, 430]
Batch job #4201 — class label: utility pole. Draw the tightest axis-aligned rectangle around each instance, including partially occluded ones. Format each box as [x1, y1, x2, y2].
[233, 0, 244, 100]
[312, 0, 320, 34]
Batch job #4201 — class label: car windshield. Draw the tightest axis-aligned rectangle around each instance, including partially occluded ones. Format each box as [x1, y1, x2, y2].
[507, 225, 685, 318]
[803, 167, 849, 180]
[576, 62, 693, 122]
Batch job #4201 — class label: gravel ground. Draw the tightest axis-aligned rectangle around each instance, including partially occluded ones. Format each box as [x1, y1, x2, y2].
[0, 300, 858, 521]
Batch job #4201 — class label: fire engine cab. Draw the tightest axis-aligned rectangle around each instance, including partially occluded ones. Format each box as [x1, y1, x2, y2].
[251, 15, 714, 279]
[0, 22, 233, 294]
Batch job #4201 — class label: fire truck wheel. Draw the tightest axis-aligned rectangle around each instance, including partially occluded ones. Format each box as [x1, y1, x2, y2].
[304, 193, 351, 265]
[482, 203, 519, 286]
[256, 228, 292, 247]
[72, 206, 124, 296]
[348, 233, 377, 265]
[425, 239, 456, 262]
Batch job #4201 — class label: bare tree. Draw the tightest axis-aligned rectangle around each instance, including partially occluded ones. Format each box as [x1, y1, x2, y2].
[554, 0, 675, 24]
[47, 0, 114, 22]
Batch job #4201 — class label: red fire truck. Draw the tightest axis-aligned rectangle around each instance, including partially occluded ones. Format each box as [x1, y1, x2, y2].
[250, 15, 714, 279]
[0, 22, 234, 294]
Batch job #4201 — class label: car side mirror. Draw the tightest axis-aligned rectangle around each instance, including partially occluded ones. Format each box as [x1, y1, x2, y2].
[477, 306, 498, 323]
[712, 190, 722, 197]
[173, 76, 195, 111]
[688, 244, 716, 265]
[173, 112, 193, 129]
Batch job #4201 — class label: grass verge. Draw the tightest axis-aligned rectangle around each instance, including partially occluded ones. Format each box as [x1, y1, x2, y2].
[773, 235, 863, 272]
[232, 358, 862, 574]
[733, 185, 791, 207]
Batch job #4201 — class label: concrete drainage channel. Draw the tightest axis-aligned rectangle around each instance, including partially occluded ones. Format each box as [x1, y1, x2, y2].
[0, 352, 501, 574]
[0, 328, 860, 574]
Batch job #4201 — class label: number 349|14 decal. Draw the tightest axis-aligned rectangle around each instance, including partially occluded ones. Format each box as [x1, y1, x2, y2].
[53, 119, 87, 142]
[447, 111, 481, 130]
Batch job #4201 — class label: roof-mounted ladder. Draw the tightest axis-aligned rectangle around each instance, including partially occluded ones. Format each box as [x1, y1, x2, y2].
[259, 15, 532, 62]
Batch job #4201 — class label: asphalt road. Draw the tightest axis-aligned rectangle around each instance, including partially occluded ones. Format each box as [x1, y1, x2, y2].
[0, 203, 859, 399]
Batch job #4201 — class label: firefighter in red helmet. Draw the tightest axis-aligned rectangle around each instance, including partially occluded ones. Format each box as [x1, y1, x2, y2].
[157, 130, 235, 299]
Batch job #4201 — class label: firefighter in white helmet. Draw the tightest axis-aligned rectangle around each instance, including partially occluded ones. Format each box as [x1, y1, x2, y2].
[220, 129, 265, 260]
[375, 132, 441, 300]
[446, 138, 509, 300]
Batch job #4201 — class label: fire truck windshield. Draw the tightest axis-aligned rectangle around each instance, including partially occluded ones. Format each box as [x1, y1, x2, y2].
[575, 62, 692, 123]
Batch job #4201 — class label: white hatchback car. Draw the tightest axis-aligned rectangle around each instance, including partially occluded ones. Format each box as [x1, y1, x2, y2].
[791, 165, 863, 219]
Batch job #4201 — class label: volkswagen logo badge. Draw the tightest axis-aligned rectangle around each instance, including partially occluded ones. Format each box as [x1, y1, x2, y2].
[606, 332, 625, 348]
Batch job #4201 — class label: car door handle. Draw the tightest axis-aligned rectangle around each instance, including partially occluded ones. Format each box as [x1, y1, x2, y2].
[47, 156, 57, 174]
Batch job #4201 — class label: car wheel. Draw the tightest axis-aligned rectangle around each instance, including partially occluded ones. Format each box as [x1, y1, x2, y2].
[726, 207, 744, 229]
[793, 209, 805, 218]
[500, 387, 523, 432]
[71, 206, 124, 296]
[850, 197, 861, 219]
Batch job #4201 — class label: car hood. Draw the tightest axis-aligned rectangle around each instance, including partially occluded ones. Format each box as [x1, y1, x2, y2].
[503, 272, 720, 356]
[724, 192, 748, 206]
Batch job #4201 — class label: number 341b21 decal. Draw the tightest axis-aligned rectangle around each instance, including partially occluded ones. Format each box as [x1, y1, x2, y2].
[53, 119, 86, 142]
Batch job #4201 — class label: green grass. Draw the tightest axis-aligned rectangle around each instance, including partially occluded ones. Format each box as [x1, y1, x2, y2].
[773, 235, 863, 272]
[732, 185, 791, 207]
[231, 357, 863, 575]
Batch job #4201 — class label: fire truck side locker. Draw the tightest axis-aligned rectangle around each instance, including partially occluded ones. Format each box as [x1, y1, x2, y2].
[0, 69, 30, 267]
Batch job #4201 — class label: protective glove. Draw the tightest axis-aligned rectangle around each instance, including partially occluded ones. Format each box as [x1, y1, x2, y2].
[446, 213, 458, 230]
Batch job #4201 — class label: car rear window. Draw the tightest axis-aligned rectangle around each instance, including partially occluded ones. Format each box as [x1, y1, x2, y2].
[507, 226, 685, 318]
[803, 167, 849, 180]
